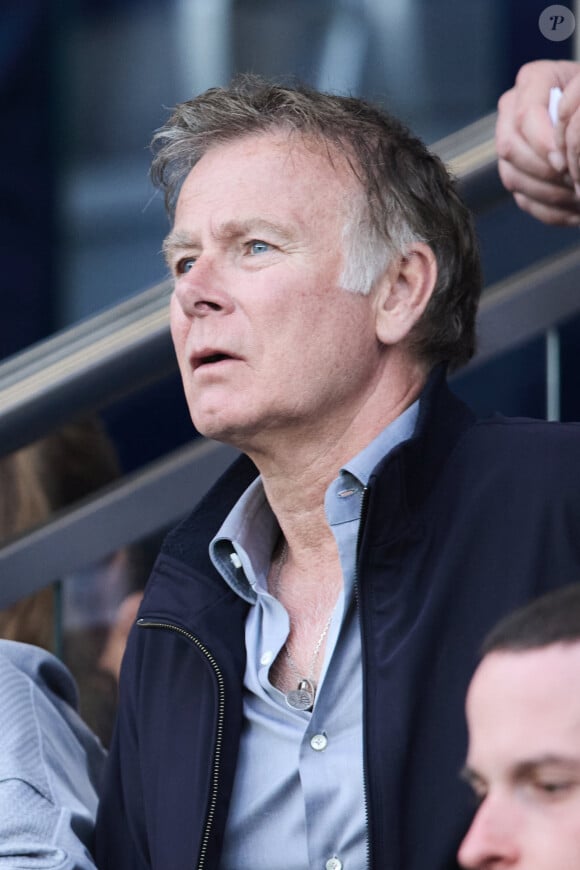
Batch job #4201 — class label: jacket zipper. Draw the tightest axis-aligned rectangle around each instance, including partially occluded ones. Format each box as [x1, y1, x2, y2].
[137, 618, 225, 870]
[354, 485, 371, 870]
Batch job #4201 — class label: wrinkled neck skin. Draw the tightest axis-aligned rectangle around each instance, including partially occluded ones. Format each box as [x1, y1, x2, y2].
[253, 349, 426, 681]
[243, 349, 427, 567]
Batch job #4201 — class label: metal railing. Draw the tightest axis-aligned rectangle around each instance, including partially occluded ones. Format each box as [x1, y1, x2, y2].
[0, 282, 173, 458]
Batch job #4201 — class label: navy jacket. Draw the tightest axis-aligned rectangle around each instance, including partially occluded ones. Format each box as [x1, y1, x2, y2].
[95, 370, 580, 870]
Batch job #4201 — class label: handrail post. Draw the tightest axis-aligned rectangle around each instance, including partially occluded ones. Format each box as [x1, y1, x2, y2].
[546, 326, 561, 422]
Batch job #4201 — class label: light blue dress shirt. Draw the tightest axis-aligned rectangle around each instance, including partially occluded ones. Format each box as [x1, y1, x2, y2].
[211, 401, 418, 870]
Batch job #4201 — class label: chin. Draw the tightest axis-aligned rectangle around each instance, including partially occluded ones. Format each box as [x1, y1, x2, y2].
[191, 413, 257, 448]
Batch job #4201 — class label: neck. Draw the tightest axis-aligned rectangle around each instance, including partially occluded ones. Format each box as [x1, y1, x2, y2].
[250, 360, 426, 559]
[269, 534, 342, 703]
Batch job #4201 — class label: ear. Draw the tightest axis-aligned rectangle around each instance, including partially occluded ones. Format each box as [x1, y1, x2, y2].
[373, 243, 437, 346]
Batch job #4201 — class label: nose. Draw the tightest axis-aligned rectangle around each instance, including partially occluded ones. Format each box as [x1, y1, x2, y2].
[172, 256, 235, 319]
[458, 796, 520, 868]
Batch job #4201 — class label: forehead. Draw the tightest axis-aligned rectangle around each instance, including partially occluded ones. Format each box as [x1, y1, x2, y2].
[174, 130, 360, 228]
[466, 645, 580, 762]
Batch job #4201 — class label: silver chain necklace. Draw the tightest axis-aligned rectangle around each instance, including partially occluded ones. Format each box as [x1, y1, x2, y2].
[271, 541, 334, 712]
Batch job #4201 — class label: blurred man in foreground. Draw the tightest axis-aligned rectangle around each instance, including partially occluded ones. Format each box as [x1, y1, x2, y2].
[459, 584, 580, 869]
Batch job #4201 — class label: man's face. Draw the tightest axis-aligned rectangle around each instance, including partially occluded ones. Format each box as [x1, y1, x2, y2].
[458, 643, 580, 869]
[166, 131, 388, 453]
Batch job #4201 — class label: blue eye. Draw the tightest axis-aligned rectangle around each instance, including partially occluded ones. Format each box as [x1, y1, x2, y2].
[177, 257, 196, 274]
[249, 240, 271, 255]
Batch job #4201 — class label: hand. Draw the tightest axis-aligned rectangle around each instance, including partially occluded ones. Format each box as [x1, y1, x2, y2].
[554, 70, 580, 191]
[496, 60, 580, 225]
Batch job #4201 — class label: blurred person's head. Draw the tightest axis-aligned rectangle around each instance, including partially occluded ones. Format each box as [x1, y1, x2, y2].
[0, 415, 126, 654]
[36, 415, 121, 509]
[0, 445, 54, 651]
[458, 584, 580, 870]
[0, 416, 137, 746]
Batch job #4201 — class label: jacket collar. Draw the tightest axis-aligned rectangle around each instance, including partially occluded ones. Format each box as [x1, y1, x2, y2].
[361, 364, 476, 547]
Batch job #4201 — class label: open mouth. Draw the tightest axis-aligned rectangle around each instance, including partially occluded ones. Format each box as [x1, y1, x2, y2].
[194, 352, 235, 370]
[202, 353, 229, 365]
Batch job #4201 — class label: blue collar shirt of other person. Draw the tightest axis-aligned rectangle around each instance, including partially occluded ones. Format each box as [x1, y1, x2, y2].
[210, 399, 419, 870]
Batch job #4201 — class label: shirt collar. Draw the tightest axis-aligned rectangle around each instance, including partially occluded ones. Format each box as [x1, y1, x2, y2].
[342, 399, 419, 487]
[210, 398, 419, 601]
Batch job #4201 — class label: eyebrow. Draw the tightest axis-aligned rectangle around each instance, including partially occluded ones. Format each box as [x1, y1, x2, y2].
[162, 230, 197, 263]
[513, 756, 580, 777]
[460, 756, 580, 786]
[213, 218, 296, 242]
[163, 218, 296, 262]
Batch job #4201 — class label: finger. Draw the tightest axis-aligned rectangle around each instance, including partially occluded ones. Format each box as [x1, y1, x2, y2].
[496, 89, 559, 175]
[516, 59, 580, 105]
[555, 73, 580, 157]
[513, 192, 580, 226]
[517, 103, 557, 161]
[495, 86, 518, 151]
[563, 109, 580, 185]
[552, 65, 580, 124]
[499, 159, 577, 206]
[497, 130, 568, 187]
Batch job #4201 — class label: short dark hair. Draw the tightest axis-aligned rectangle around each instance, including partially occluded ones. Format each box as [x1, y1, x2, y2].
[151, 74, 482, 371]
[482, 584, 580, 655]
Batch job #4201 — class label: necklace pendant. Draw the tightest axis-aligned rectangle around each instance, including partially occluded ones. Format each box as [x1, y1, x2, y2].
[286, 678, 315, 712]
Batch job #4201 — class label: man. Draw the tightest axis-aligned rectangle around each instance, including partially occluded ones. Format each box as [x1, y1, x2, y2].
[95, 77, 580, 870]
[458, 584, 580, 869]
[496, 59, 580, 225]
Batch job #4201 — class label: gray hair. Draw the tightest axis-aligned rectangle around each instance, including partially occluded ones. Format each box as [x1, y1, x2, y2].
[339, 194, 420, 296]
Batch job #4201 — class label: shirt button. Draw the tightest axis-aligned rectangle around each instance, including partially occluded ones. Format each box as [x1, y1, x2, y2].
[229, 551, 242, 569]
[310, 733, 328, 751]
[326, 858, 343, 870]
[260, 651, 273, 666]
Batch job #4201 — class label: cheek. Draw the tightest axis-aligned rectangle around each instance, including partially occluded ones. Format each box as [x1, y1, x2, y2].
[169, 296, 189, 358]
[528, 806, 580, 867]
[557, 810, 580, 860]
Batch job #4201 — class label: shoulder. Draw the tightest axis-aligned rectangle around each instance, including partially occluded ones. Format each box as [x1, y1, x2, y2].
[0, 642, 104, 869]
[474, 414, 580, 438]
[0, 640, 105, 801]
[0, 638, 78, 708]
[468, 415, 580, 462]
[444, 416, 580, 499]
